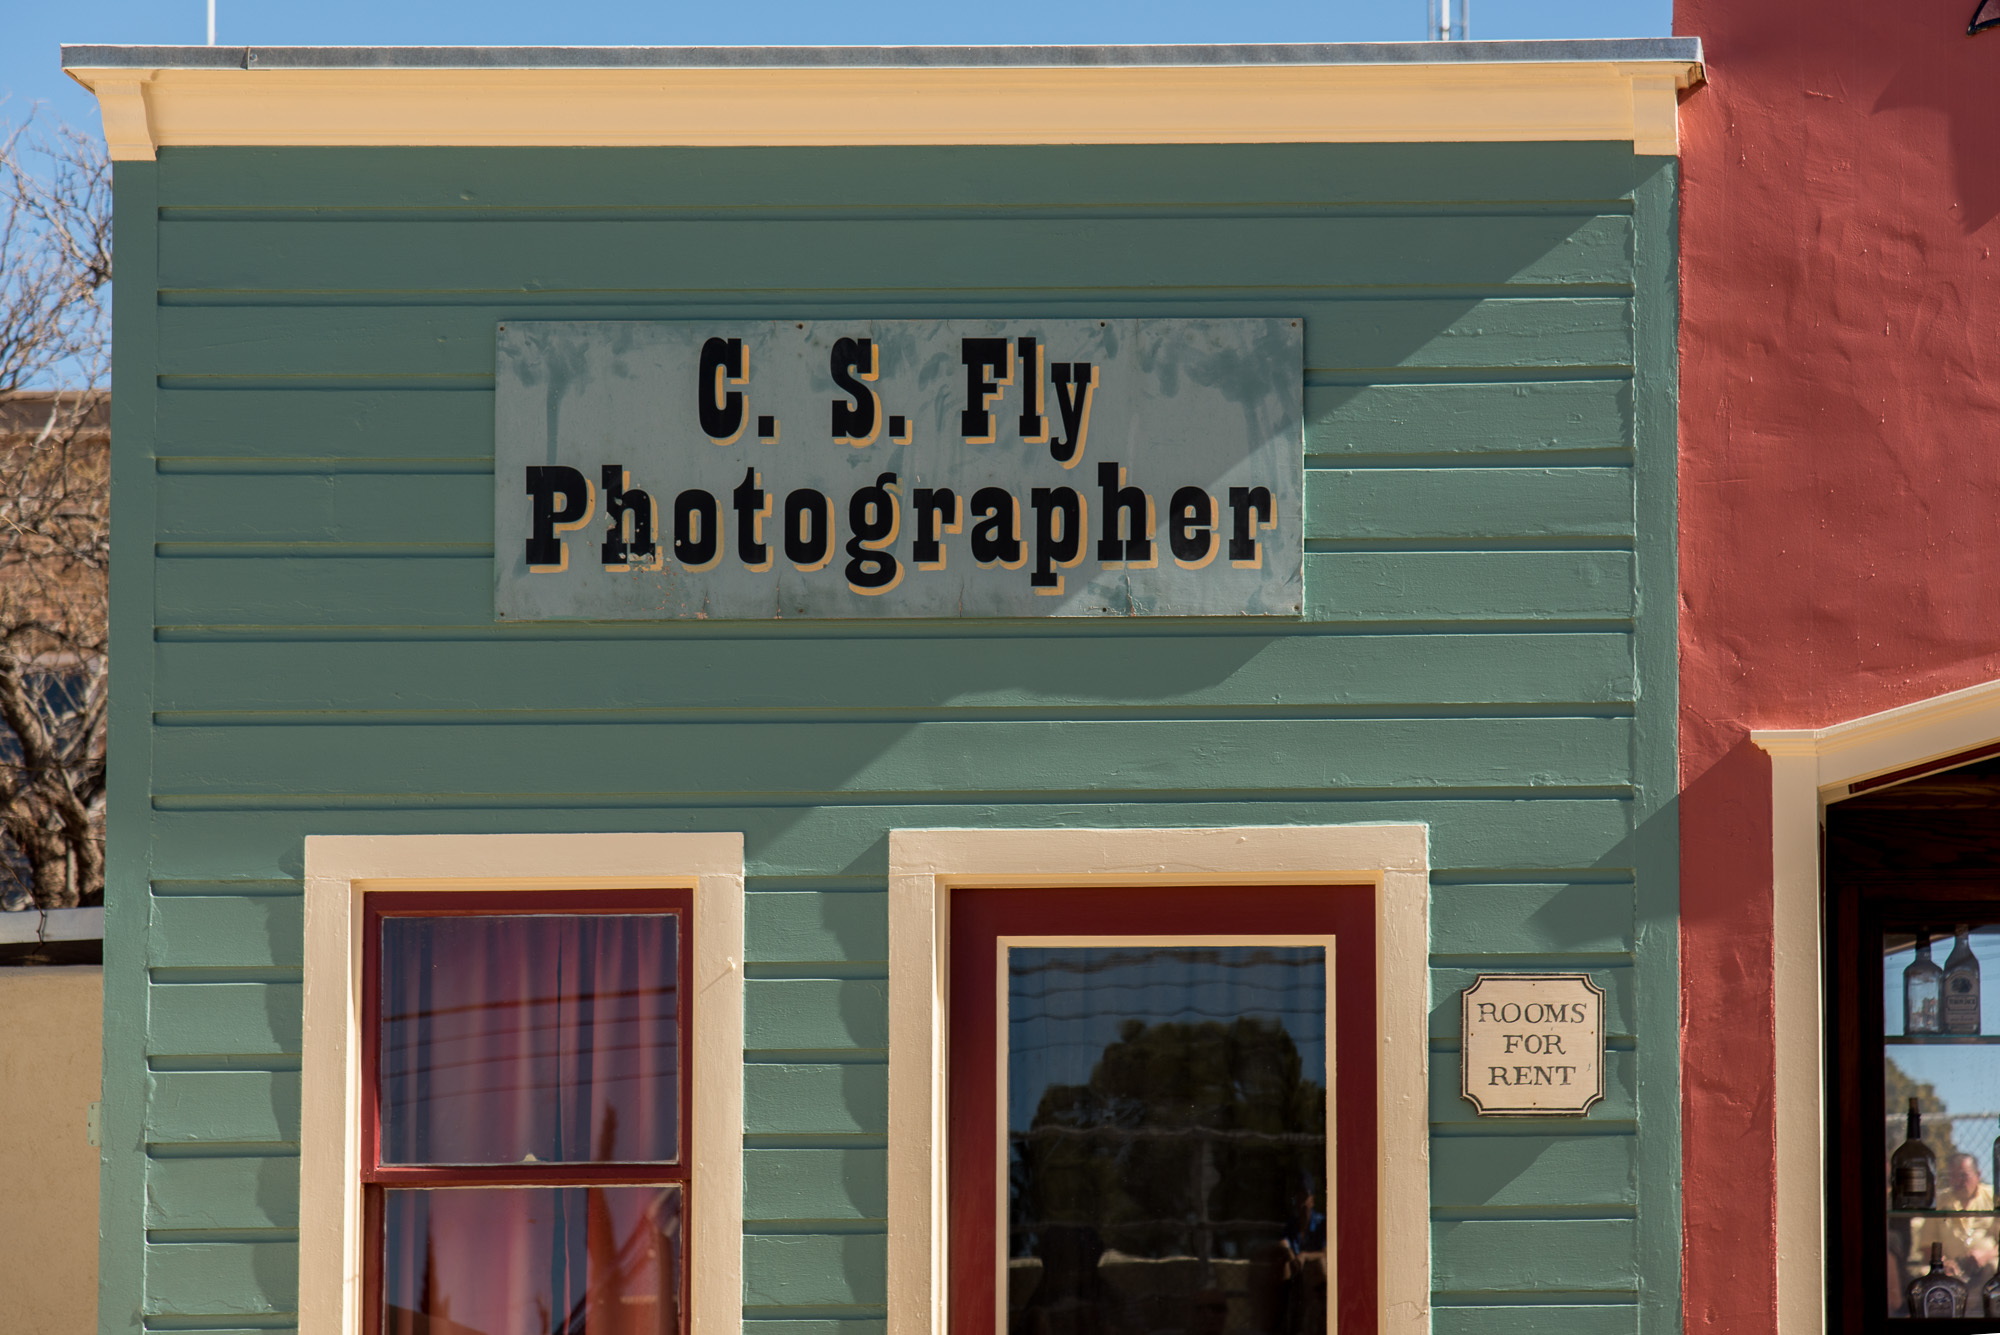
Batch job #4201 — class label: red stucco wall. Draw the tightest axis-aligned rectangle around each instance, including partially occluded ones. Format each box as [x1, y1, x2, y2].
[1675, 1, 2000, 1325]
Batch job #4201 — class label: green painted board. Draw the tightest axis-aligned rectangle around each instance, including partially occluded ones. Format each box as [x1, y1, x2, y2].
[1432, 1307, 1638, 1335]
[1429, 1135, 1638, 1210]
[143, 1239, 299, 1316]
[742, 1233, 888, 1308]
[146, 1072, 301, 1145]
[157, 214, 1635, 292]
[743, 1148, 889, 1221]
[745, 1064, 889, 1136]
[1432, 1218, 1639, 1293]
[153, 465, 1632, 546]
[1430, 882, 1636, 958]
[747, 893, 889, 965]
[745, 980, 889, 1052]
[145, 1155, 301, 1230]
[148, 896, 304, 969]
[151, 716, 1638, 799]
[152, 632, 1637, 715]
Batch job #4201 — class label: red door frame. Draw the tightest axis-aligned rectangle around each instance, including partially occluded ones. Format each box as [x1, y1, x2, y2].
[947, 884, 1378, 1335]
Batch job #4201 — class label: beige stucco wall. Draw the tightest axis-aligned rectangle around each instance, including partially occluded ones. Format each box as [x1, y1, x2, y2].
[0, 967, 101, 1332]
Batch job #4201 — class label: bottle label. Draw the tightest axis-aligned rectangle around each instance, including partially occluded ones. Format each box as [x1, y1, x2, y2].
[1925, 1284, 1961, 1318]
[1947, 975, 1981, 1032]
[1901, 1162, 1934, 1196]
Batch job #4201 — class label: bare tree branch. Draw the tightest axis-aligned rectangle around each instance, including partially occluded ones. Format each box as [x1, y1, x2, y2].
[0, 112, 110, 910]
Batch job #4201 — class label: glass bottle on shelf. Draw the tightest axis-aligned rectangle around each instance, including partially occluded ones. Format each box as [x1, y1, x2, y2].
[1907, 933, 1945, 1035]
[1909, 1241, 1969, 1317]
[1892, 1097, 1938, 1211]
[1985, 1268, 2000, 1318]
[1945, 924, 1983, 1035]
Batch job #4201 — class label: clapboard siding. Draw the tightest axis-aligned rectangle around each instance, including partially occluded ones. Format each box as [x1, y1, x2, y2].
[155, 299, 1631, 378]
[106, 141, 1680, 1334]
[152, 551, 1638, 626]
[155, 214, 1637, 291]
[151, 633, 1638, 714]
[150, 466, 1634, 544]
[150, 379, 1634, 462]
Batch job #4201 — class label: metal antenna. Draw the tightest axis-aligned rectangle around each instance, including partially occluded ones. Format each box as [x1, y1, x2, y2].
[1426, 0, 1466, 40]
[207, 0, 216, 44]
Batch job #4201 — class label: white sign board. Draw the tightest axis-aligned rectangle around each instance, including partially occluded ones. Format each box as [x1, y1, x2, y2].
[493, 319, 1303, 620]
[1459, 973, 1605, 1117]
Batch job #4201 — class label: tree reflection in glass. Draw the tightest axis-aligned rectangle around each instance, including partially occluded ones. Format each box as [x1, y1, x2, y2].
[1006, 946, 1327, 1335]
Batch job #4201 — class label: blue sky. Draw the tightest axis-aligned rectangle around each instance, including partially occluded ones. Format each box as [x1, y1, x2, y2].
[11, 0, 1670, 141]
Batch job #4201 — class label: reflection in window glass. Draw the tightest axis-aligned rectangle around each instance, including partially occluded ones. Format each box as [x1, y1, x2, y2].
[1882, 926, 2000, 1317]
[382, 1184, 682, 1335]
[1006, 946, 1327, 1335]
[380, 914, 680, 1166]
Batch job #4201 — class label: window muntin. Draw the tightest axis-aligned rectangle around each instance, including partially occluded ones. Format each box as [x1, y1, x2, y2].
[362, 890, 692, 1335]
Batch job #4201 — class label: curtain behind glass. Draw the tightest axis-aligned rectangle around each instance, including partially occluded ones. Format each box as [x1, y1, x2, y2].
[380, 913, 679, 1165]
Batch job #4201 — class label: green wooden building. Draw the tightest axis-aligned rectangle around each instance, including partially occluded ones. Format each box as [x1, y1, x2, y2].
[66, 38, 1701, 1335]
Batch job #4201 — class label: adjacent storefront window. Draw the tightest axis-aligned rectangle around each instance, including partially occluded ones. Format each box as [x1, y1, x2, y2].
[1826, 763, 2000, 1328]
[362, 891, 692, 1335]
[948, 885, 1372, 1335]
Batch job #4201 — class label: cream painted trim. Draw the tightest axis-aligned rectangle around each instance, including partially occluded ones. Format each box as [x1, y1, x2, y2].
[298, 832, 745, 1335]
[885, 825, 1430, 1335]
[65, 61, 1700, 160]
[1752, 676, 2000, 1335]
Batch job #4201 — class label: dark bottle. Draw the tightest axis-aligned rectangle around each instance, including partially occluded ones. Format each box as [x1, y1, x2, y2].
[1908, 933, 1945, 1035]
[1909, 1242, 1968, 1317]
[1893, 1098, 1938, 1211]
[1984, 1268, 2000, 1318]
[1945, 924, 1983, 1035]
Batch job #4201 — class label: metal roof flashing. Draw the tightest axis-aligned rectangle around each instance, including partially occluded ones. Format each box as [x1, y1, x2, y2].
[62, 39, 1702, 69]
[62, 39, 1705, 160]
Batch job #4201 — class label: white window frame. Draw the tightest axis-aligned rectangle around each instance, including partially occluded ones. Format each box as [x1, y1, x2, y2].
[885, 824, 1431, 1335]
[1755, 676, 2000, 1335]
[297, 832, 745, 1335]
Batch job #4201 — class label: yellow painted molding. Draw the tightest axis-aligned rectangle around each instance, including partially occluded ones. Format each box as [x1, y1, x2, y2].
[65, 60, 1701, 160]
[298, 833, 745, 1335]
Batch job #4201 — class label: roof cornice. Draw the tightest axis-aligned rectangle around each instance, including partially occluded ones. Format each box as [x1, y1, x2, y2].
[63, 40, 1705, 161]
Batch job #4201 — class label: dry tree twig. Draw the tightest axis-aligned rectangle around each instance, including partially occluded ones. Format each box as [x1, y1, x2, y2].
[0, 114, 111, 910]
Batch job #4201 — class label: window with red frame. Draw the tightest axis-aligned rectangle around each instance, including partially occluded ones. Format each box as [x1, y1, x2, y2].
[362, 890, 693, 1335]
[948, 885, 1376, 1335]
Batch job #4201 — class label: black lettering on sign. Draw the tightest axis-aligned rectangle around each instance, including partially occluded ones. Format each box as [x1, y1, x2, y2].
[674, 489, 721, 572]
[525, 465, 594, 571]
[698, 337, 747, 443]
[599, 466, 658, 570]
[732, 468, 772, 572]
[1029, 486, 1085, 593]
[1489, 1067, 1511, 1086]
[1228, 485, 1274, 568]
[1049, 362, 1096, 467]
[784, 489, 834, 572]
[911, 488, 961, 570]
[830, 337, 880, 445]
[1168, 486, 1216, 568]
[1016, 337, 1047, 443]
[845, 473, 903, 595]
[1095, 463, 1154, 566]
[960, 338, 1012, 442]
[969, 487, 1023, 568]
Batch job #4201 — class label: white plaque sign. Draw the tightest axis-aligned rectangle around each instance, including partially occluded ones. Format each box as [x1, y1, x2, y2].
[1459, 973, 1605, 1116]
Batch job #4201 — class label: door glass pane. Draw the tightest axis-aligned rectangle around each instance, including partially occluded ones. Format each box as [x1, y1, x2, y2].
[1006, 945, 1328, 1335]
[1883, 924, 2000, 1318]
[380, 913, 680, 1166]
[382, 1184, 683, 1335]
